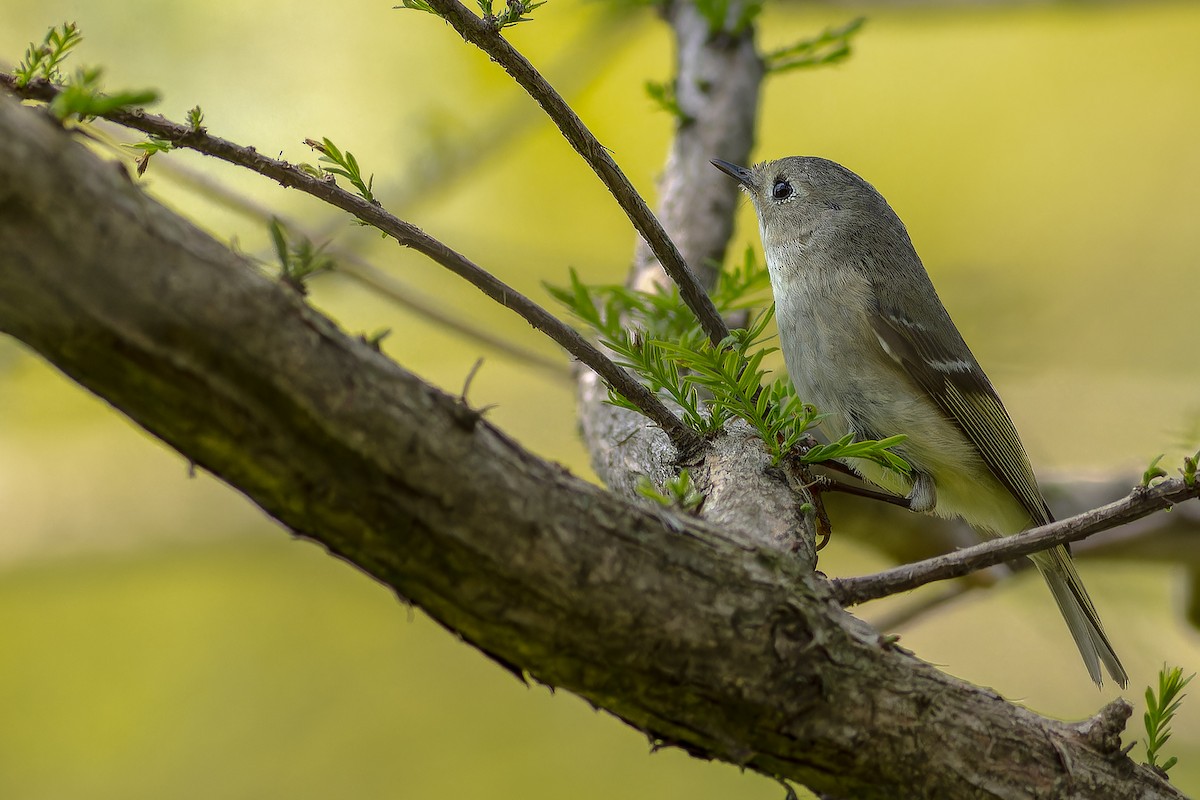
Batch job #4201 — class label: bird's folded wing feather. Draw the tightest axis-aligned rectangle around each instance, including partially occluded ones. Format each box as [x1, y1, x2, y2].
[870, 303, 1053, 527]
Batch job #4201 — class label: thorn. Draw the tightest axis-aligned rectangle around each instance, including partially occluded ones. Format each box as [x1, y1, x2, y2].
[461, 357, 485, 403]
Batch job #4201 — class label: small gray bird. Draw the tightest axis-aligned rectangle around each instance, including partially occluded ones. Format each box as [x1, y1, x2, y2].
[712, 156, 1127, 688]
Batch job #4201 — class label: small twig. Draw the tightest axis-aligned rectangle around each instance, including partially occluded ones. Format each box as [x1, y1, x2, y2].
[461, 357, 485, 402]
[832, 478, 1200, 607]
[0, 74, 703, 455]
[416, 0, 731, 349]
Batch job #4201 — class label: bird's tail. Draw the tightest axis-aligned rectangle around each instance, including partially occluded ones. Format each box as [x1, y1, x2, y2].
[1032, 546, 1127, 689]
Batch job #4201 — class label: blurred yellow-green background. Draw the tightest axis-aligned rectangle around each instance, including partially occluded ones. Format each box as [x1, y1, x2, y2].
[2, 0, 1199, 797]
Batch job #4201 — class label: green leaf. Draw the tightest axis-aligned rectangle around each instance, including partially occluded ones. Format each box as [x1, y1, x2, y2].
[396, 0, 439, 14]
[186, 105, 205, 131]
[304, 137, 376, 204]
[47, 65, 158, 121]
[645, 79, 691, 124]
[764, 16, 866, 74]
[127, 134, 174, 176]
[15, 22, 83, 86]
[1144, 664, 1194, 772]
[269, 219, 289, 268]
[485, 0, 547, 30]
[1181, 450, 1199, 488]
[269, 219, 335, 294]
[1142, 453, 1168, 487]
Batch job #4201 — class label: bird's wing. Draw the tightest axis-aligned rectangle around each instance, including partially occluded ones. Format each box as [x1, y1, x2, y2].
[870, 305, 1053, 527]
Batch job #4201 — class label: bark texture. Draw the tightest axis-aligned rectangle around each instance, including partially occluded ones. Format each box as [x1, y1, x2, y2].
[0, 97, 1188, 800]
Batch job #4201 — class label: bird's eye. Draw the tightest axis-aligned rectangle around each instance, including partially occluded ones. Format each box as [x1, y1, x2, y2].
[772, 179, 793, 201]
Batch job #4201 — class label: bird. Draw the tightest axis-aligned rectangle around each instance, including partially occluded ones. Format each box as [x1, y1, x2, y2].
[712, 155, 1127, 688]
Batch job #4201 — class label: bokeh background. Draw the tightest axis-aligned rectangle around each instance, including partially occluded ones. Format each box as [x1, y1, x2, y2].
[2, 0, 1199, 797]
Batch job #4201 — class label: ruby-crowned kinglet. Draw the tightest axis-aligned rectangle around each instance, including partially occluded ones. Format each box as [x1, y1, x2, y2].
[712, 156, 1126, 688]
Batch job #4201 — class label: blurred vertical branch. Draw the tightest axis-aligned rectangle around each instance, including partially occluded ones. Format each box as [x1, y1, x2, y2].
[573, 0, 821, 556]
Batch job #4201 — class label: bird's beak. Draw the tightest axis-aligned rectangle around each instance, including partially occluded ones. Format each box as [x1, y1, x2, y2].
[710, 159, 755, 190]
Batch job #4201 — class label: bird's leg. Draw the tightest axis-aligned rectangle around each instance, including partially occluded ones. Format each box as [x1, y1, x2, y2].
[780, 457, 835, 553]
[906, 471, 937, 513]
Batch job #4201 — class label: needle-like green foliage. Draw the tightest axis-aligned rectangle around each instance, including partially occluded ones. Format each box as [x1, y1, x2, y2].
[547, 248, 909, 473]
[1144, 665, 1195, 774]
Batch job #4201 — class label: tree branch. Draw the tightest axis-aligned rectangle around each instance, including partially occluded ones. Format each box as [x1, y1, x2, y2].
[414, 0, 732, 347]
[833, 478, 1200, 606]
[0, 96, 1185, 799]
[0, 74, 702, 455]
[575, 0, 786, 553]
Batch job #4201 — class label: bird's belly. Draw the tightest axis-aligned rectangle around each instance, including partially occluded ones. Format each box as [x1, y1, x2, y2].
[774, 281, 1030, 533]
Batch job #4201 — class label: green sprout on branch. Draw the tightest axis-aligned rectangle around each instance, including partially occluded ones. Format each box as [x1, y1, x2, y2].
[547, 248, 909, 474]
[764, 17, 866, 73]
[269, 219, 335, 294]
[477, 0, 546, 30]
[128, 135, 174, 176]
[637, 469, 704, 513]
[14, 22, 82, 86]
[303, 137, 376, 205]
[1181, 449, 1199, 488]
[1142, 454, 1168, 488]
[15, 24, 158, 121]
[126, 106, 201, 175]
[395, 0, 439, 15]
[1144, 664, 1194, 774]
[1141, 449, 1199, 489]
[186, 105, 205, 132]
[398, 0, 545, 30]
